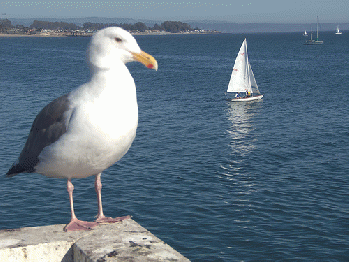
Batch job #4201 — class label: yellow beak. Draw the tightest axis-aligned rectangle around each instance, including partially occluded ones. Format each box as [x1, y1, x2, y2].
[132, 51, 158, 71]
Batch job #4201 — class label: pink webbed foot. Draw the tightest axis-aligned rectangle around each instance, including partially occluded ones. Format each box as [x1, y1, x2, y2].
[94, 174, 131, 224]
[64, 218, 98, 232]
[96, 215, 131, 224]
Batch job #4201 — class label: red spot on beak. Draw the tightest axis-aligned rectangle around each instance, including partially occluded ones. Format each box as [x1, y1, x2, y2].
[147, 64, 154, 69]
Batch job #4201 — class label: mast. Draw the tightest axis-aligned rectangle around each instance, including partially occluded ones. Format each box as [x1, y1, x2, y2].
[316, 16, 319, 41]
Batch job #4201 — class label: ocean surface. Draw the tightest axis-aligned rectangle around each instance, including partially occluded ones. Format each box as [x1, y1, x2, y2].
[1, 32, 348, 261]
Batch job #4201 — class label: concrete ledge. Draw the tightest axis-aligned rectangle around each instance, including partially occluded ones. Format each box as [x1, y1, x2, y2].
[0, 219, 190, 262]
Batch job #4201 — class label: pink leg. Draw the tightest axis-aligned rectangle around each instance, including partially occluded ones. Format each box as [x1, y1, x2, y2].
[95, 173, 130, 223]
[64, 179, 98, 232]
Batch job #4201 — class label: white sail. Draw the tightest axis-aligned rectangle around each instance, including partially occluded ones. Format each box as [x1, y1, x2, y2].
[248, 63, 259, 93]
[335, 25, 342, 34]
[227, 39, 259, 94]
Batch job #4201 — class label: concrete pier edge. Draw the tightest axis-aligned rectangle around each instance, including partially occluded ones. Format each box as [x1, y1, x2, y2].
[0, 218, 190, 262]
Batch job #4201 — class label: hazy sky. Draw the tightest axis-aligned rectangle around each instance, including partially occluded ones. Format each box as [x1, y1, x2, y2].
[1, 1, 348, 23]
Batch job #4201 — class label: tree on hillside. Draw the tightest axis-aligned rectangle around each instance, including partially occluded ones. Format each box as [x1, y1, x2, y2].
[161, 21, 192, 33]
[0, 19, 12, 32]
[83, 22, 100, 31]
[152, 23, 162, 31]
[30, 20, 79, 30]
[133, 22, 148, 32]
[82, 22, 149, 32]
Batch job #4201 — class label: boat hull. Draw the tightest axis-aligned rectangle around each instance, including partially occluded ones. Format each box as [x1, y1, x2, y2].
[229, 95, 263, 102]
[304, 40, 323, 45]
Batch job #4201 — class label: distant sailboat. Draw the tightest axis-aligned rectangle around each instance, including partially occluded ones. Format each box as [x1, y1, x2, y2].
[303, 30, 308, 36]
[305, 16, 323, 45]
[227, 39, 263, 102]
[335, 25, 342, 35]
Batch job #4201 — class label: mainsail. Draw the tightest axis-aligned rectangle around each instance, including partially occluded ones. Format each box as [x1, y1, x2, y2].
[227, 39, 259, 94]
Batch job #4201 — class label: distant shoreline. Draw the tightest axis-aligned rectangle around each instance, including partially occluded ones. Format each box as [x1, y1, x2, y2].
[0, 33, 67, 37]
[0, 31, 219, 38]
[0, 33, 43, 37]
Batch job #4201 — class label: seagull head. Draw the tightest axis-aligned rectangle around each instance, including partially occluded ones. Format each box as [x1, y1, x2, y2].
[88, 27, 158, 71]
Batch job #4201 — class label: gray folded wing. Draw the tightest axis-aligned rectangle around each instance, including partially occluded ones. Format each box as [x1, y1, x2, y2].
[6, 94, 71, 176]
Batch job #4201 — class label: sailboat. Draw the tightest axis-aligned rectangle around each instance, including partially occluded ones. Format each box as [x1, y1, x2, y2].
[303, 30, 308, 36]
[335, 25, 342, 35]
[227, 39, 263, 102]
[305, 16, 323, 45]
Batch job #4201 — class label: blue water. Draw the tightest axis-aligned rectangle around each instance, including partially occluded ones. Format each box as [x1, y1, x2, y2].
[1, 32, 349, 261]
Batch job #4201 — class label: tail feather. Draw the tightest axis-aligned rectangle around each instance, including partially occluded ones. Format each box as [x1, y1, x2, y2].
[6, 163, 34, 177]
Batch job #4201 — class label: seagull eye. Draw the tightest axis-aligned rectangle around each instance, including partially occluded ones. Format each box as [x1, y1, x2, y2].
[115, 37, 122, 43]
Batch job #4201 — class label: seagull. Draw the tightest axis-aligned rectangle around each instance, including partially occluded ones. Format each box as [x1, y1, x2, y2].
[6, 27, 158, 231]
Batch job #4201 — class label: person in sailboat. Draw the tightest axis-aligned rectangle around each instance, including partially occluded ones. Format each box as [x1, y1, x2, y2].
[235, 93, 240, 98]
[246, 90, 251, 97]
